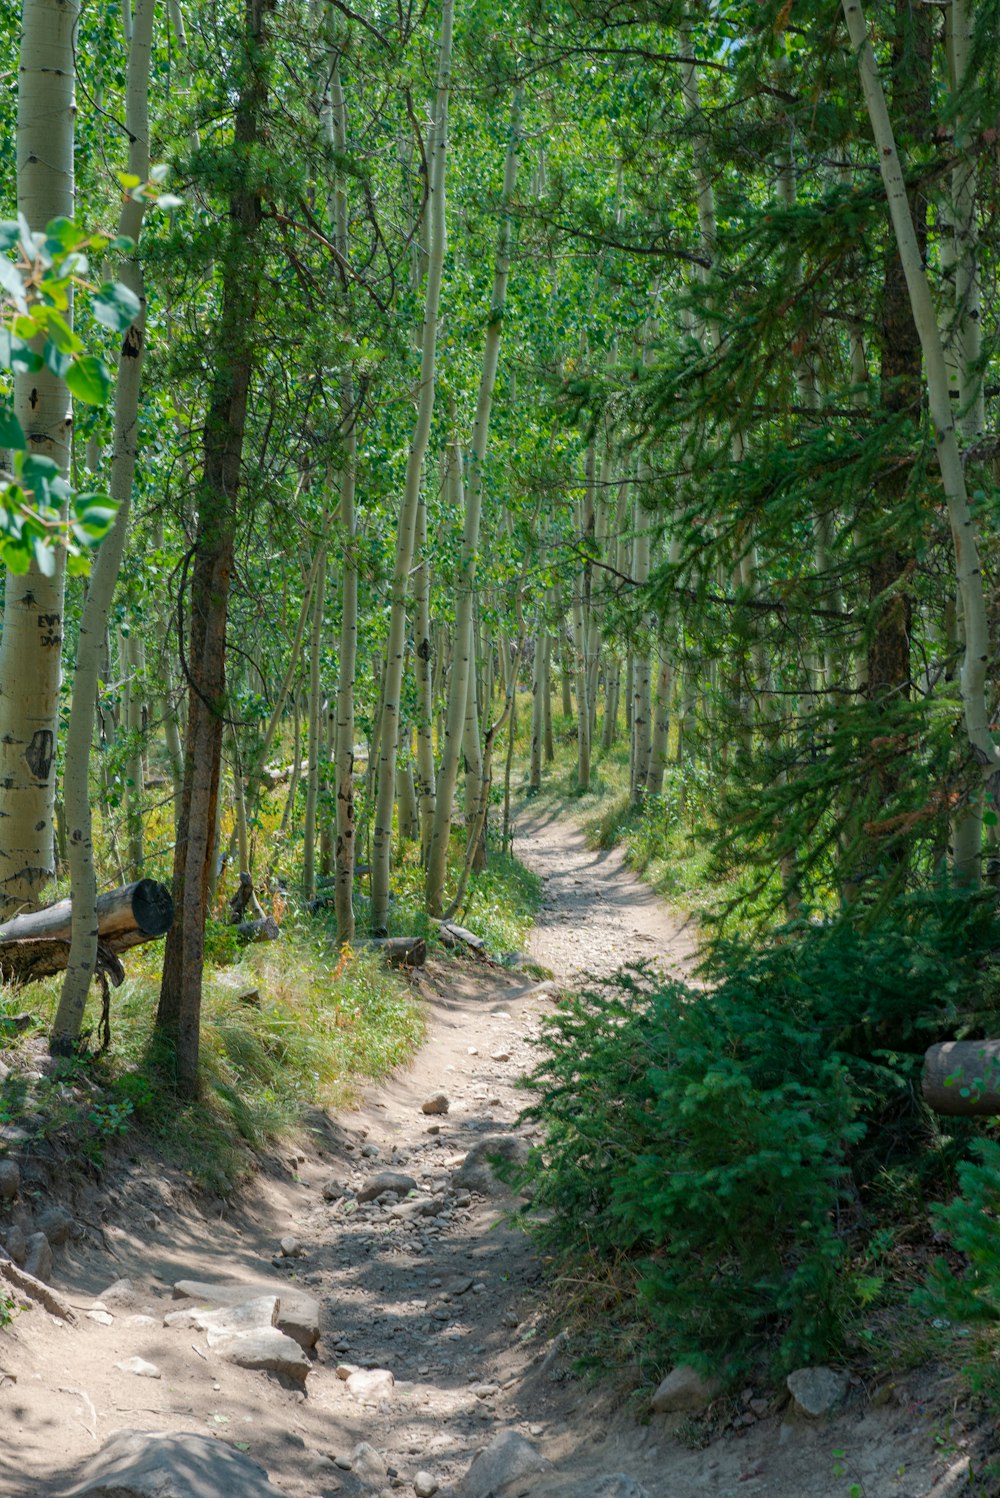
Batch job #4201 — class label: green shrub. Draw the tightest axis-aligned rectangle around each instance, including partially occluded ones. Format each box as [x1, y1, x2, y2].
[514, 886, 1000, 1380]
[915, 1138, 1000, 1415]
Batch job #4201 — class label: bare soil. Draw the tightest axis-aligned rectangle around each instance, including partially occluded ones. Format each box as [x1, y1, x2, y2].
[0, 806, 991, 1497]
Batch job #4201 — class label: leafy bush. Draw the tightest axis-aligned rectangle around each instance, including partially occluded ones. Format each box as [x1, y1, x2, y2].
[515, 887, 1000, 1380]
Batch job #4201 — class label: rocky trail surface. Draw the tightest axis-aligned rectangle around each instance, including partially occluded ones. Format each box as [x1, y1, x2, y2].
[0, 807, 985, 1497]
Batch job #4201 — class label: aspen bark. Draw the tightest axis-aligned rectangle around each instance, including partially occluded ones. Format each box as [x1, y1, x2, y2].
[124, 627, 146, 876]
[370, 0, 453, 934]
[51, 0, 154, 1054]
[413, 483, 436, 863]
[320, 45, 362, 946]
[528, 622, 545, 793]
[302, 545, 326, 902]
[0, 0, 79, 918]
[424, 89, 522, 915]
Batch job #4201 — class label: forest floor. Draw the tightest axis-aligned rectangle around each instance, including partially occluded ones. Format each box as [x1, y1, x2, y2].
[0, 801, 991, 1497]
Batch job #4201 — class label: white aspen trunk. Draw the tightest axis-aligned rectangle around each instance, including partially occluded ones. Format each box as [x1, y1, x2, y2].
[646, 654, 672, 797]
[543, 633, 555, 762]
[370, 0, 453, 934]
[277, 688, 302, 841]
[396, 739, 419, 842]
[0, 0, 79, 918]
[424, 89, 522, 915]
[571, 571, 591, 791]
[630, 488, 651, 802]
[424, 437, 471, 916]
[124, 627, 145, 875]
[316, 41, 361, 944]
[51, 0, 154, 1052]
[555, 584, 573, 718]
[302, 545, 326, 902]
[414, 484, 436, 863]
[843, 0, 999, 884]
[529, 623, 545, 792]
[463, 648, 486, 872]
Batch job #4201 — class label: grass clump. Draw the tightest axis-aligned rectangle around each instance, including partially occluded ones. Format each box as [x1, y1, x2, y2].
[513, 885, 1000, 1384]
[0, 914, 423, 1192]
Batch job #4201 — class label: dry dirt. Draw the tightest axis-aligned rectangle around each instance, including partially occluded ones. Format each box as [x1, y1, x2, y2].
[0, 805, 991, 1497]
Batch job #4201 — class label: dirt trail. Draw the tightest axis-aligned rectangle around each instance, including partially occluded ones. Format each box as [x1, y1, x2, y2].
[0, 807, 982, 1497]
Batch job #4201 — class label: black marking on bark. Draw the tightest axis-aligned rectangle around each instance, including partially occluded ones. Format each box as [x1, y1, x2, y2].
[24, 729, 54, 781]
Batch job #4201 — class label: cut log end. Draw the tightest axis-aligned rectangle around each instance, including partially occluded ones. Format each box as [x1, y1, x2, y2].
[922, 1040, 1000, 1117]
[131, 878, 175, 936]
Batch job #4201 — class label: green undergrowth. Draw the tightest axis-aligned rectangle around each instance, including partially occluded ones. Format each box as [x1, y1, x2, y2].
[346, 830, 542, 958]
[0, 913, 423, 1192]
[0, 827, 541, 1194]
[509, 884, 1000, 1391]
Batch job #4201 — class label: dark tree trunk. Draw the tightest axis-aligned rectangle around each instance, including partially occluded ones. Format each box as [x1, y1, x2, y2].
[155, 0, 274, 1095]
[865, 0, 930, 813]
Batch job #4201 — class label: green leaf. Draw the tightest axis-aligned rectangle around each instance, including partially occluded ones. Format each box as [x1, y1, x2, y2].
[30, 532, 56, 577]
[149, 163, 171, 184]
[33, 304, 83, 353]
[154, 194, 185, 211]
[0, 404, 26, 450]
[43, 342, 73, 379]
[66, 355, 112, 406]
[92, 281, 142, 332]
[0, 258, 27, 309]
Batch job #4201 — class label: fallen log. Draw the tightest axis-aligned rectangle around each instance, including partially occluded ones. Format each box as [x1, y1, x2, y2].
[364, 937, 426, 969]
[923, 1040, 1000, 1116]
[0, 879, 174, 986]
[434, 920, 487, 955]
[236, 915, 280, 943]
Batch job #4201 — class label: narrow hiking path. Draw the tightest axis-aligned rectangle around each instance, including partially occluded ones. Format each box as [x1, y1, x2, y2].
[512, 802, 698, 984]
[0, 808, 980, 1497]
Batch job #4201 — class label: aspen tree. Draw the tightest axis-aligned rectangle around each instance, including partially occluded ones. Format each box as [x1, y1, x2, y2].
[424, 88, 522, 915]
[50, 0, 155, 1054]
[0, 0, 80, 918]
[370, 0, 453, 934]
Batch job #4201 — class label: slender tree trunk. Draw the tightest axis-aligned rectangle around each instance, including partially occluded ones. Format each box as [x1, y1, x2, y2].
[302, 545, 326, 902]
[50, 0, 155, 1054]
[0, 0, 79, 918]
[124, 627, 146, 875]
[424, 88, 522, 913]
[529, 622, 545, 792]
[414, 484, 436, 863]
[843, 0, 1000, 881]
[370, 0, 453, 934]
[543, 634, 555, 762]
[156, 0, 274, 1093]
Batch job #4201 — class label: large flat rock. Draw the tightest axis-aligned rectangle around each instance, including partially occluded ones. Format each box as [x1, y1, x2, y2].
[172, 1277, 320, 1350]
[211, 1326, 311, 1382]
[63, 1428, 290, 1497]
